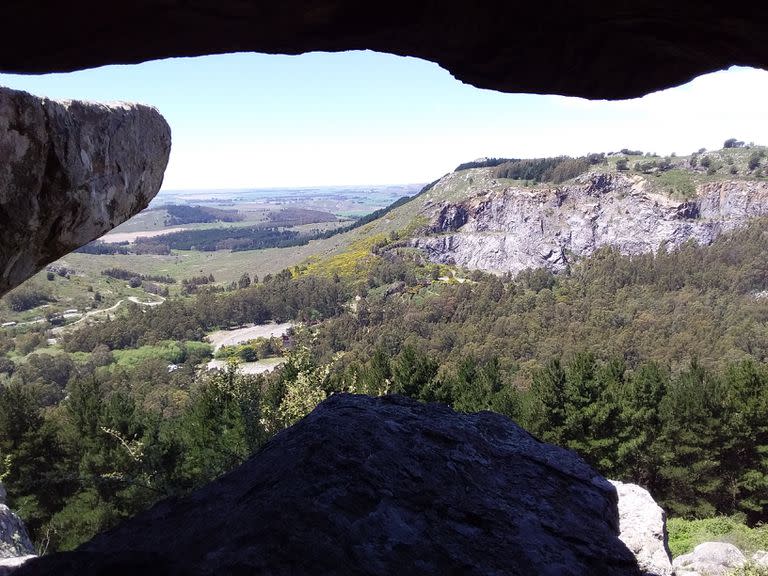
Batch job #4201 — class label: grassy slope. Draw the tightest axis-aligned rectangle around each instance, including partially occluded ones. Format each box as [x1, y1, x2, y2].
[668, 516, 768, 558]
[604, 146, 768, 199]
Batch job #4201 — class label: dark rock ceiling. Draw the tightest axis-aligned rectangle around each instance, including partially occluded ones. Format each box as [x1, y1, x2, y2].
[1, 1, 766, 99]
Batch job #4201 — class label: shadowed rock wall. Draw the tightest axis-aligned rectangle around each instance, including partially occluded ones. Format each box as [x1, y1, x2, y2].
[0, 2, 766, 99]
[15, 394, 643, 575]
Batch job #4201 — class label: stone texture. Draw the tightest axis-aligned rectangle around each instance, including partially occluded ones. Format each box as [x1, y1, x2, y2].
[610, 480, 673, 576]
[0, 506, 32, 561]
[672, 542, 746, 576]
[16, 394, 641, 575]
[0, 555, 36, 576]
[0, 3, 766, 100]
[0, 484, 35, 561]
[0, 86, 170, 296]
[752, 550, 768, 566]
[412, 170, 768, 275]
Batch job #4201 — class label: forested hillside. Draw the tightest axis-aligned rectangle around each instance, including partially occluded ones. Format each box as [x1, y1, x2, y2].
[2, 146, 768, 555]
[1, 217, 768, 552]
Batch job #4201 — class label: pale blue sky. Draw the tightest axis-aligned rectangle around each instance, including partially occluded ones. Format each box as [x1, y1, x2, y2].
[1, 51, 766, 189]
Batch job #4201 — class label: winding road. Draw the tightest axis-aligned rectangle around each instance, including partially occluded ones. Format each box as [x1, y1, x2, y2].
[50, 295, 165, 333]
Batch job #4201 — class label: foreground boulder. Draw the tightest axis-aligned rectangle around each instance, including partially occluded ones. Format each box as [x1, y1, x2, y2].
[673, 542, 747, 575]
[0, 86, 170, 296]
[17, 394, 641, 575]
[753, 550, 768, 565]
[610, 480, 673, 576]
[0, 556, 36, 576]
[0, 482, 35, 564]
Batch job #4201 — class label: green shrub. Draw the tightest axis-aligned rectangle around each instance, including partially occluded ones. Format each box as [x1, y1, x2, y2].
[653, 169, 696, 199]
[732, 564, 768, 576]
[214, 338, 281, 362]
[184, 341, 213, 364]
[668, 516, 768, 558]
[15, 332, 43, 355]
[3, 284, 53, 312]
[112, 341, 186, 367]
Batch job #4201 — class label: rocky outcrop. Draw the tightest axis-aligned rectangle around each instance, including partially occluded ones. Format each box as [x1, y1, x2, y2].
[0, 483, 35, 561]
[673, 542, 746, 575]
[412, 172, 768, 275]
[751, 550, 768, 566]
[0, 86, 170, 296]
[0, 556, 36, 575]
[17, 394, 642, 575]
[611, 480, 673, 576]
[0, 4, 767, 100]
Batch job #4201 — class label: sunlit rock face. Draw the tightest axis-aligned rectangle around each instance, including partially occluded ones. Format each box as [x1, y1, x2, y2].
[412, 173, 768, 275]
[15, 394, 643, 575]
[611, 480, 674, 576]
[0, 86, 170, 296]
[0, 482, 35, 562]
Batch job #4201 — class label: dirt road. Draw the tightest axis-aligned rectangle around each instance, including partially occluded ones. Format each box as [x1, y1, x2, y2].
[206, 322, 293, 352]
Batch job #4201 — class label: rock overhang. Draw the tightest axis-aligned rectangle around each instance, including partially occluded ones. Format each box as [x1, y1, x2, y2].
[0, 2, 766, 100]
[0, 86, 171, 295]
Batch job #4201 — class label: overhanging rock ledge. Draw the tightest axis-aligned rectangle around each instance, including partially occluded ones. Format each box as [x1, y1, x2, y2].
[0, 86, 171, 296]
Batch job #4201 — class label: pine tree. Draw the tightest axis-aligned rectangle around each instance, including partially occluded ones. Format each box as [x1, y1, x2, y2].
[359, 348, 392, 396]
[614, 362, 668, 490]
[561, 353, 622, 474]
[718, 361, 768, 520]
[524, 359, 567, 445]
[390, 346, 437, 398]
[656, 360, 724, 518]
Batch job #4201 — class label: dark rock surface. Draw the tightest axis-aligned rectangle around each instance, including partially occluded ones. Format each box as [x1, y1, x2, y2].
[0, 3, 766, 99]
[0, 86, 171, 296]
[17, 394, 640, 575]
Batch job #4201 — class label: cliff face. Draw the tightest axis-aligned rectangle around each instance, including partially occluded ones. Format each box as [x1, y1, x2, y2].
[412, 172, 768, 274]
[0, 86, 171, 296]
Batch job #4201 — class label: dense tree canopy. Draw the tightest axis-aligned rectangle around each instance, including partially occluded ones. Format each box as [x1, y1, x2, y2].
[2, 219, 768, 554]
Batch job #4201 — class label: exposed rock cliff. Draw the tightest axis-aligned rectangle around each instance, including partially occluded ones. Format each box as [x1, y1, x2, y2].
[17, 394, 643, 575]
[0, 483, 35, 561]
[412, 171, 768, 275]
[0, 86, 171, 296]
